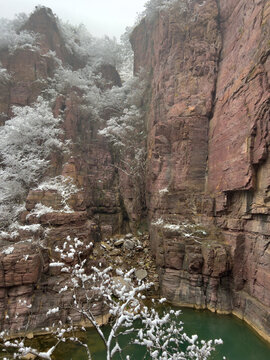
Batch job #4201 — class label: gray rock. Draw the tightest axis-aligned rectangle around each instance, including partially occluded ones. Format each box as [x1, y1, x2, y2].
[124, 239, 135, 250]
[114, 238, 124, 247]
[135, 269, 148, 281]
[112, 276, 131, 293]
[136, 240, 143, 250]
[110, 248, 121, 256]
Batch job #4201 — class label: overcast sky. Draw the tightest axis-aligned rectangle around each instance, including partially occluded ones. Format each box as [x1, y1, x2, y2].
[1, 0, 147, 39]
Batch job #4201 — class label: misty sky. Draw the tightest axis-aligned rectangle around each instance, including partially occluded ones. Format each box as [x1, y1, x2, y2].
[1, 0, 147, 39]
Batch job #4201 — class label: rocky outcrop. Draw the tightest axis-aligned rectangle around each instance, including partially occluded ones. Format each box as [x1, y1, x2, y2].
[0, 0, 269, 343]
[0, 7, 129, 334]
[131, 0, 270, 341]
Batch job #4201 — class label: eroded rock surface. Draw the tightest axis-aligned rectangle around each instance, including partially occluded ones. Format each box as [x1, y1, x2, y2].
[0, 7, 129, 334]
[0, 0, 270, 342]
[131, 0, 270, 341]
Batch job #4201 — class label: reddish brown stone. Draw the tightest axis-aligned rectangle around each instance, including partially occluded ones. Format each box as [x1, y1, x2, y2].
[132, 0, 270, 341]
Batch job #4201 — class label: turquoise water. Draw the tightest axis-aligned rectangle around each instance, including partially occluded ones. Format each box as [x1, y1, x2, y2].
[50, 308, 270, 360]
[2, 308, 270, 359]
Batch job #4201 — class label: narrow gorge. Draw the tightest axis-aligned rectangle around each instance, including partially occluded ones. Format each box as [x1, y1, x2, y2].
[0, 0, 269, 348]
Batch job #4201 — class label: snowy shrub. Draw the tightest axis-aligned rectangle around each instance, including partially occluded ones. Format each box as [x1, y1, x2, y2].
[57, 21, 122, 68]
[0, 63, 11, 83]
[54, 65, 96, 92]
[26, 203, 54, 219]
[151, 218, 208, 242]
[159, 187, 169, 195]
[0, 15, 38, 52]
[1, 246, 14, 255]
[119, 28, 134, 81]
[134, 0, 190, 24]
[35, 175, 79, 212]
[53, 65, 103, 123]
[99, 71, 147, 176]
[0, 97, 64, 228]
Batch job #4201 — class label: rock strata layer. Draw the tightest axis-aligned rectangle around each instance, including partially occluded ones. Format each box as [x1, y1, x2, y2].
[0, 7, 130, 334]
[131, 0, 270, 341]
[0, 0, 269, 342]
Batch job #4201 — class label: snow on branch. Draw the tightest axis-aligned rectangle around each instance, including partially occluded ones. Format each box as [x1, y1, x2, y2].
[0, 235, 223, 359]
[0, 14, 38, 52]
[38, 236, 223, 360]
[0, 97, 65, 228]
[34, 175, 79, 213]
[98, 70, 148, 177]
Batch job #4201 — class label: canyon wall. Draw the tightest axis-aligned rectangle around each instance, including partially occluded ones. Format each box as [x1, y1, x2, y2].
[0, 7, 127, 334]
[131, 0, 270, 341]
[0, 0, 269, 343]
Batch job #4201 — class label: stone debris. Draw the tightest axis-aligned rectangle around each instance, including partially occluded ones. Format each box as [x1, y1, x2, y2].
[93, 232, 159, 293]
[114, 238, 124, 247]
[135, 269, 148, 281]
[123, 239, 135, 250]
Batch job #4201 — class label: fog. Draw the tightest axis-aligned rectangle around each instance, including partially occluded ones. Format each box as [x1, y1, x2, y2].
[0, 0, 147, 39]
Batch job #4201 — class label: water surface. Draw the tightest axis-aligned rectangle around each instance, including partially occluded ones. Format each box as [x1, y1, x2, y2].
[50, 307, 270, 360]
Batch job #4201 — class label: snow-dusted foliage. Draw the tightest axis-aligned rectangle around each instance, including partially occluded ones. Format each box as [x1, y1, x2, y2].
[151, 219, 208, 243]
[144, 0, 180, 13]
[0, 236, 222, 359]
[54, 65, 99, 92]
[0, 97, 64, 228]
[133, 0, 191, 23]
[34, 175, 79, 212]
[57, 18, 134, 80]
[1, 246, 14, 255]
[58, 21, 122, 68]
[53, 64, 104, 121]
[0, 7, 139, 230]
[136, 305, 223, 360]
[119, 28, 134, 81]
[99, 71, 147, 177]
[0, 14, 37, 52]
[0, 63, 11, 83]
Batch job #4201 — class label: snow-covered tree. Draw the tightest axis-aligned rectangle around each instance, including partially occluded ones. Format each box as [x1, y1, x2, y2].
[0, 236, 223, 359]
[57, 20, 122, 69]
[0, 63, 11, 83]
[0, 97, 64, 228]
[131, 0, 191, 24]
[99, 69, 147, 174]
[0, 14, 37, 52]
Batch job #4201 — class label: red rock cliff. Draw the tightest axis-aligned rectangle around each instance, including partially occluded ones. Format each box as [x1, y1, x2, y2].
[0, 0, 269, 342]
[0, 7, 125, 333]
[131, 0, 270, 341]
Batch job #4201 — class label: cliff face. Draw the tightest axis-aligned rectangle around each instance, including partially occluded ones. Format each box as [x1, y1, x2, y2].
[131, 0, 270, 341]
[0, 8, 126, 333]
[0, 0, 269, 342]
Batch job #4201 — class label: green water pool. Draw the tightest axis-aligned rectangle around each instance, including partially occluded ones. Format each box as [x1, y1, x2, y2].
[49, 307, 270, 360]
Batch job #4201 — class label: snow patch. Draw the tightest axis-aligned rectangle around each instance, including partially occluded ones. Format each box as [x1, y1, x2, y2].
[2, 246, 14, 255]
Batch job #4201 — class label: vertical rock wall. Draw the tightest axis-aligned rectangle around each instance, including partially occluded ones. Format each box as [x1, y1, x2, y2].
[0, 0, 270, 342]
[131, 0, 270, 341]
[0, 8, 124, 333]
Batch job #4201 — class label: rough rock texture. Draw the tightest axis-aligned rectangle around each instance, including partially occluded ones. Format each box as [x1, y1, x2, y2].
[131, 0, 270, 341]
[0, 0, 270, 343]
[131, 0, 221, 223]
[0, 7, 127, 334]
